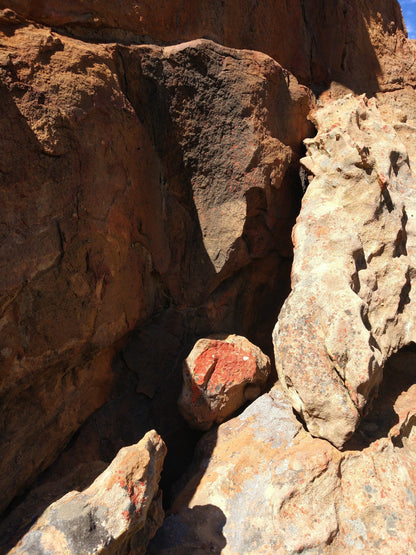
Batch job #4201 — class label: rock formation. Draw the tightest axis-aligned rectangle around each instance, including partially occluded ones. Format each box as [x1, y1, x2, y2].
[10, 431, 166, 555]
[1, 0, 414, 93]
[178, 335, 270, 430]
[151, 359, 416, 553]
[1, 0, 416, 553]
[274, 93, 416, 447]
[0, 11, 312, 516]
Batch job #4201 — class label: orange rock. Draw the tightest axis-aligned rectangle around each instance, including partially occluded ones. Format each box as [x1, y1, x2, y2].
[1, 1, 414, 92]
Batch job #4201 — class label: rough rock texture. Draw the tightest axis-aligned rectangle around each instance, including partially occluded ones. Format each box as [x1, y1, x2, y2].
[0, 17, 160, 516]
[0, 12, 313, 515]
[1, 1, 414, 93]
[10, 430, 166, 555]
[150, 369, 416, 554]
[178, 335, 270, 430]
[0, 461, 108, 554]
[2, 0, 416, 551]
[273, 94, 416, 448]
[118, 39, 312, 301]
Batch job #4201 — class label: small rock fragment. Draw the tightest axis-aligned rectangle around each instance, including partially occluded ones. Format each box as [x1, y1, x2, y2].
[178, 334, 270, 430]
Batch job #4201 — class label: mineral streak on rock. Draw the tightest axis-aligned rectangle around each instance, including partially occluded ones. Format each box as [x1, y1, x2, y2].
[10, 431, 166, 555]
[178, 335, 270, 430]
[273, 94, 416, 448]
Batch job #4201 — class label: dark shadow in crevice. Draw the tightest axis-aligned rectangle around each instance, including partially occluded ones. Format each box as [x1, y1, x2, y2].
[393, 209, 408, 258]
[344, 343, 416, 451]
[147, 502, 227, 555]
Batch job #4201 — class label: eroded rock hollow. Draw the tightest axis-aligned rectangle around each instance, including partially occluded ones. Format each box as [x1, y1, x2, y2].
[1, 0, 416, 553]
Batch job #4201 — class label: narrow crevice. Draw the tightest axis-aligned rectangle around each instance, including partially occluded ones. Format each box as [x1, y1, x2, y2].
[344, 345, 416, 451]
[398, 270, 411, 314]
[351, 246, 367, 294]
[393, 208, 408, 257]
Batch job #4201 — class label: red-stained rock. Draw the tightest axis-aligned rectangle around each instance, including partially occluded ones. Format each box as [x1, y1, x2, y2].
[10, 430, 166, 555]
[178, 335, 270, 430]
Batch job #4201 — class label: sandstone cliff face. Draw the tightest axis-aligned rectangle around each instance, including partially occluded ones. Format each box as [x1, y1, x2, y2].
[1, 0, 414, 93]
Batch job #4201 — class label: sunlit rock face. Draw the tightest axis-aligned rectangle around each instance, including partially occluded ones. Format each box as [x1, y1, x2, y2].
[151, 367, 416, 554]
[1, 0, 414, 92]
[274, 94, 416, 447]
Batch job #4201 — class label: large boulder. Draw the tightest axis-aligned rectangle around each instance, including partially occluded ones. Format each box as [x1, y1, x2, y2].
[178, 335, 270, 430]
[118, 38, 313, 302]
[150, 364, 416, 553]
[10, 430, 166, 555]
[273, 94, 416, 448]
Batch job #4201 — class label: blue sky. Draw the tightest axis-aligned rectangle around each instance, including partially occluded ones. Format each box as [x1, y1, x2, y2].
[400, 0, 416, 38]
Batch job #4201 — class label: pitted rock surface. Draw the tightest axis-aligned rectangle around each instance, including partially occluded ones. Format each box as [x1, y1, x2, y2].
[273, 94, 416, 447]
[10, 430, 166, 555]
[178, 335, 270, 430]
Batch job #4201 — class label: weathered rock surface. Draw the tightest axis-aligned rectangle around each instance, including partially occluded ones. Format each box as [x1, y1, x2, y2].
[273, 93, 416, 448]
[150, 366, 416, 554]
[118, 39, 313, 299]
[2, 0, 416, 551]
[0, 461, 107, 554]
[0, 12, 313, 514]
[178, 335, 270, 430]
[1, 1, 414, 93]
[10, 430, 166, 555]
[0, 16, 160, 515]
